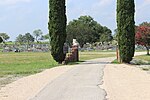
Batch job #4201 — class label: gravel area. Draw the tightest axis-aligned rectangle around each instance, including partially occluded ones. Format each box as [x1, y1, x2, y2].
[101, 64, 150, 100]
[0, 66, 73, 100]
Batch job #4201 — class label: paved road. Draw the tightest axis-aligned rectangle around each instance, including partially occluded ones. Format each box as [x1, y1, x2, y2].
[30, 57, 115, 100]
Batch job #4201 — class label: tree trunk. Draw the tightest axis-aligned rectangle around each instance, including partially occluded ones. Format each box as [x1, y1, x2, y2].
[27, 41, 29, 51]
[116, 46, 121, 63]
[36, 37, 39, 43]
[145, 46, 150, 55]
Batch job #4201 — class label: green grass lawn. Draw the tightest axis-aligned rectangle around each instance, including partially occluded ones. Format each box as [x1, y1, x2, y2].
[79, 51, 115, 61]
[111, 59, 121, 64]
[0, 51, 116, 86]
[134, 55, 150, 71]
[134, 55, 150, 62]
[0, 51, 116, 77]
[0, 52, 58, 77]
[111, 54, 150, 65]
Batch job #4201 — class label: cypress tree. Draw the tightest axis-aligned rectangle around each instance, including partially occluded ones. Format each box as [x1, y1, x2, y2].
[49, 0, 67, 63]
[117, 0, 135, 63]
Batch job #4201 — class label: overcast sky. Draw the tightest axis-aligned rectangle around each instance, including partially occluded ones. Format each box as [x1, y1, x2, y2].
[0, 0, 150, 41]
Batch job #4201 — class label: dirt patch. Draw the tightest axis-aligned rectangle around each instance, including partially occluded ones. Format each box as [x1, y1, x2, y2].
[0, 76, 22, 89]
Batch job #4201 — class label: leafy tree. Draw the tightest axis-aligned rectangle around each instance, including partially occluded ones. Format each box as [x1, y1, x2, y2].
[67, 21, 95, 47]
[24, 33, 34, 43]
[113, 29, 118, 41]
[135, 26, 150, 55]
[16, 33, 34, 46]
[117, 0, 135, 63]
[99, 26, 113, 43]
[33, 29, 43, 43]
[15, 34, 25, 45]
[77, 16, 103, 42]
[43, 34, 50, 40]
[49, 0, 66, 63]
[0, 33, 10, 41]
[24, 33, 34, 49]
[66, 15, 112, 47]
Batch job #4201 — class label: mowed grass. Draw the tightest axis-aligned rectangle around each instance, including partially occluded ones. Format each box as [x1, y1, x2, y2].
[134, 55, 150, 62]
[79, 51, 116, 61]
[111, 54, 150, 65]
[134, 55, 150, 71]
[0, 52, 58, 77]
[0, 51, 116, 77]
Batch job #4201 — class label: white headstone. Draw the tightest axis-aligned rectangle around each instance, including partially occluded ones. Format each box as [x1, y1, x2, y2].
[73, 39, 79, 46]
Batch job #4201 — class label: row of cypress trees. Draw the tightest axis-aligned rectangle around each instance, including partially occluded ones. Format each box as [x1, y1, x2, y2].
[49, 0, 135, 64]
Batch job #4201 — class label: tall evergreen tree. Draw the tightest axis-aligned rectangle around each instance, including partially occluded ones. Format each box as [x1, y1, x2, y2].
[49, 0, 67, 63]
[117, 0, 135, 63]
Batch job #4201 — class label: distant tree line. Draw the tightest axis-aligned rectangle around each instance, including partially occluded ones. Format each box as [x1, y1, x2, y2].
[16, 33, 34, 45]
[0, 29, 49, 45]
[15, 29, 49, 45]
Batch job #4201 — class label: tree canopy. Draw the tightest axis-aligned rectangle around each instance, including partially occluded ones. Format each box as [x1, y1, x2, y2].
[66, 15, 112, 47]
[24, 33, 34, 43]
[42, 34, 50, 40]
[15, 33, 34, 45]
[0, 33, 10, 41]
[135, 26, 150, 55]
[16, 34, 25, 45]
[33, 29, 43, 43]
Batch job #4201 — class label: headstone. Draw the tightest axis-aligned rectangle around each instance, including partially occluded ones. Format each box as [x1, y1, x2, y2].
[63, 43, 68, 54]
[73, 39, 79, 46]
